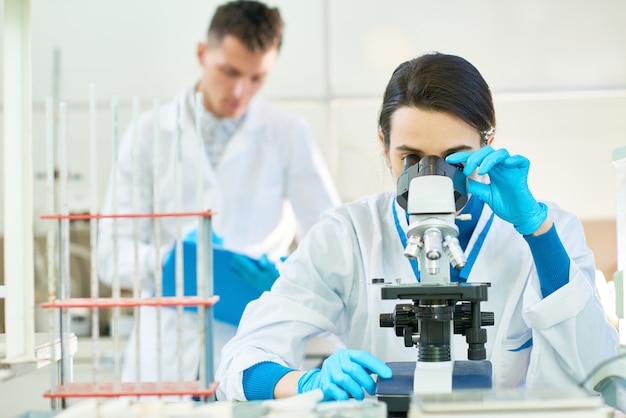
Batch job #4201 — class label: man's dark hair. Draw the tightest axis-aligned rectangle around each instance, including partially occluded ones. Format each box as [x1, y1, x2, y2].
[208, 0, 283, 52]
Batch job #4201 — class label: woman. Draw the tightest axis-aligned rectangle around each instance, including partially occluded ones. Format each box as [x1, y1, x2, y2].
[215, 52, 618, 402]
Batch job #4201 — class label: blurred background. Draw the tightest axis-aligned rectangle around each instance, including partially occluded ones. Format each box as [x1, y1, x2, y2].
[1, 0, 625, 415]
[1, 0, 625, 346]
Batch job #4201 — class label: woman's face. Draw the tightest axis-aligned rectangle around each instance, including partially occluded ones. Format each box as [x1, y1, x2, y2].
[379, 106, 485, 181]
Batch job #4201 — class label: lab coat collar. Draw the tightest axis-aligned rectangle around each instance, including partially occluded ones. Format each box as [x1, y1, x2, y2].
[158, 87, 272, 135]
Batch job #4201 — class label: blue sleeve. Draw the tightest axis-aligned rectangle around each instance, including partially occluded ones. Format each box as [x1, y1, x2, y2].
[242, 361, 294, 400]
[523, 223, 570, 298]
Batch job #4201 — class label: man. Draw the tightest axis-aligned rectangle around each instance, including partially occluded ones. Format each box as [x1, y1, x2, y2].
[97, 0, 340, 385]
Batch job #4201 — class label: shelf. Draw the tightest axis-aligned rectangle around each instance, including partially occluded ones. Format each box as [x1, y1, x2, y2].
[44, 381, 218, 399]
[40, 210, 214, 221]
[40, 296, 220, 309]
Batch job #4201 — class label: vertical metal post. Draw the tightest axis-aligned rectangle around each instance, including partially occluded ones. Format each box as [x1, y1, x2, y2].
[152, 99, 163, 383]
[45, 96, 59, 410]
[52, 48, 61, 175]
[3, 0, 35, 364]
[174, 98, 184, 385]
[89, 84, 100, 385]
[194, 92, 210, 398]
[202, 216, 214, 397]
[58, 103, 72, 395]
[111, 97, 121, 379]
[132, 96, 141, 385]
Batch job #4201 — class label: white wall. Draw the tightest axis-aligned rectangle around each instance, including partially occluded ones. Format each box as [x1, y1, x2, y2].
[2, 0, 626, 236]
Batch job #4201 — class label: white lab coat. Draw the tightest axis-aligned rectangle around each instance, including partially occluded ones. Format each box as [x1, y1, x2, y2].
[97, 89, 340, 384]
[215, 192, 618, 401]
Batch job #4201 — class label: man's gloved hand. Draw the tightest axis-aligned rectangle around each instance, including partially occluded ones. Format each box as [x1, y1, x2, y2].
[160, 230, 277, 321]
[162, 229, 221, 298]
[446, 146, 547, 235]
[230, 253, 280, 292]
[297, 349, 392, 401]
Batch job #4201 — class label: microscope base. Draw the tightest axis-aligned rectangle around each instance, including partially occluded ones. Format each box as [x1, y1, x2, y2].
[377, 360, 492, 417]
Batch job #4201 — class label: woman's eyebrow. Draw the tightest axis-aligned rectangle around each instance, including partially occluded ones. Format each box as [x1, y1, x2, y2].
[394, 145, 474, 154]
[394, 145, 423, 153]
[444, 145, 474, 154]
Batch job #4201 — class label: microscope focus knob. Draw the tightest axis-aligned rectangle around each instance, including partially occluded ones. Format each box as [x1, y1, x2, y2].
[481, 312, 495, 327]
[379, 304, 416, 338]
[380, 313, 395, 329]
[403, 327, 417, 348]
[453, 304, 494, 335]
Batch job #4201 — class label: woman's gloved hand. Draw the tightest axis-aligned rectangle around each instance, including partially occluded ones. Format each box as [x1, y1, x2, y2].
[446, 146, 547, 235]
[230, 253, 280, 292]
[297, 349, 392, 401]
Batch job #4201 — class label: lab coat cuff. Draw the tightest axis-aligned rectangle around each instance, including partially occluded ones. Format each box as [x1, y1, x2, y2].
[523, 270, 592, 330]
[221, 352, 294, 401]
[243, 361, 294, 400]
[523, 224, 570, 297]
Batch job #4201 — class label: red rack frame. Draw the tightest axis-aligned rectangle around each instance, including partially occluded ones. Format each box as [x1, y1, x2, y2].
[41, 210, 218, 401]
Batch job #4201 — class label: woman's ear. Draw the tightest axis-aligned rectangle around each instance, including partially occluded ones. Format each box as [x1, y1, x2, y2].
[378, 130, 391, 169]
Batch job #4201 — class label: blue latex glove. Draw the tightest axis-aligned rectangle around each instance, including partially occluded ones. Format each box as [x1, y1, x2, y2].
[230, 253, 280, 293]
[161, 229, 220, 298]
[161, 229, 279, 324]
[446, 146, 547, 235]
[297, 349, 393, 401]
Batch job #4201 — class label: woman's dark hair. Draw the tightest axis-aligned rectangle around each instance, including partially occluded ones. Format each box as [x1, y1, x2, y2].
[208, 0, 283, 52]
[378, 52, 495, 147]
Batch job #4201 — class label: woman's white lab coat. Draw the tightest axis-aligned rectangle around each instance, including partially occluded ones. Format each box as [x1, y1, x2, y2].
[215, 192, 618, 401]
[97, 89, 340, 383]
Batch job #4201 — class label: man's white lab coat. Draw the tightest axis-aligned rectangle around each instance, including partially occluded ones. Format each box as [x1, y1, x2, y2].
[97, 89, 340, 383]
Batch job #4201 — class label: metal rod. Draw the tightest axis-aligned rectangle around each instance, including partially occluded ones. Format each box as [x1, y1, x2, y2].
[132, 96, 141, 385]
[194, 92, 207, 395]
[58, 102, 72, 387]
[174, 97, 184, 385]
[42, 212, 210, 221]
[45, 96, 59, 410]
[111, 96, 121, 379]
[152, 98, 163, 384]
[41, 296, 218, 309]
[52, 48, 60, 177]
[89, 84, 100, 384]
[202, 216, 215, 399]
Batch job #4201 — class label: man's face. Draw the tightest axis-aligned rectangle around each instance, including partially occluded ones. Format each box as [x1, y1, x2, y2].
[196, 34, 279, 119]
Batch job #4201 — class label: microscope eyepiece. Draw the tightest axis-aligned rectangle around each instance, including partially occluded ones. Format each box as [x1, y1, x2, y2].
[396, 154, 468, 211]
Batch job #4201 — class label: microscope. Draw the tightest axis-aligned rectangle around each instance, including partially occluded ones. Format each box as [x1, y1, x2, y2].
[376, 155, 494, 415]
